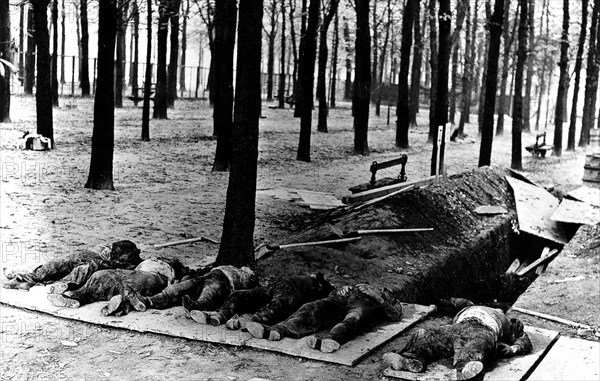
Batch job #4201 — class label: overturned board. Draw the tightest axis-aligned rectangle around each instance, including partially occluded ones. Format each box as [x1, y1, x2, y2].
[567, 186, 600, 207]
[246, 303, 435, 366]
[550, 198, 600, 225]
[384, 326, 559, 381]
[295, 190, 345, 210]
[527, 336, 600, 381]
[505, 176, 568, 244]
[0, 286, 433, 366]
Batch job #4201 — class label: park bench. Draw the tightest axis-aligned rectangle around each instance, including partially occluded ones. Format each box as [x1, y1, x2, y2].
[525, 132, 553, 158]
[128, 84, 155, 104]
[348, 154, 408, 193]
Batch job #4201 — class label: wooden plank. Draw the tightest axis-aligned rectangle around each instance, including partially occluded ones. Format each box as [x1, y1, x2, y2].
[474, 205, 508, 215]
[505, 176, 569, 244]
[295, 190, 345, 210]
[246, 303, 435, 366]
[515, 249, 559, 276]
[344, 176, 437, 204]
[528, 336, 600, 381]
[384, 326, 559, 381]
[550, 198, 600, 225]
[567, 186, 600, 207]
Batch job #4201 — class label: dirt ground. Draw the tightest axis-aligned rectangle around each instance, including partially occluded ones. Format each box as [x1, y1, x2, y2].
[0, 97, 592, 380]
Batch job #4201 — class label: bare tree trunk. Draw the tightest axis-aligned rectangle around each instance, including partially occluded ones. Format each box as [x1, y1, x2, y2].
[375, 0, 391, 117]
[552, 0, 569, 156]
[522, 0, 534, 132]
[371, 0, 378, 107]
[288, 0, 298, 99]
[396, 0, 416, 148]
[153, 1, 169, 119]
[85, 0, 117, 190]
[0, 0, 11, 122]
[409, 1, 424, 126]
[427, 0, 438, 143]
[535, 0, 550, 131]
[431, 0, 451, 175]
[32, 0, 54, 144]
[330, 11, 339, 109]
[80, 0, 90, 96]
[316, 0, 340, 133]
[343, 17, 352, 101]
[353, 0, 371, 155]
[478, 0, 505, 167]
[141, 0, 152, 141]
[567, 0, 588, 151]
[216, 0, 263, 268]
[277, 0, 287, 108]
[266, 0, 277, 102]
[19, 3, 25, 80]
[496, 2, 517, 136]
[511, 0, 528, 169]
[60, 0, 65, 84]
[130, 0, 140, 104]
[457, 0, 476, 138]
[51, 0, 59, 106]
[296, 0, 319, 162]
[212, 0, 237, 171]
[25, 6, 36, 95]
[179, 0, 189, 92]
[167, 0, 181, 107]
[199, 0, 215, 105]
[580, 0, 600, 147]
[478, 0, 492, 133]
[115, 0, 128, 109]
[448, 41, 460, 125]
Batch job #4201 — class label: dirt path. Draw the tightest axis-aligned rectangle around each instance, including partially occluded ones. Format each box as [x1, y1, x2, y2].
[0, 97, 589, 380]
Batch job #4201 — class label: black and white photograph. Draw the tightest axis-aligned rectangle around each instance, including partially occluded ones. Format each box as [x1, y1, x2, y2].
[0, 0, 599, 379]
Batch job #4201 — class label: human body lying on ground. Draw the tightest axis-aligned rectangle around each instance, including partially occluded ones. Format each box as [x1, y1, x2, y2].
[263, 284, 402, 353]
[189, 274, 334, 338]
[46, 257, 188, 316]
[2, 241, 142, 291]
[126, 265, 258, 312]
[383, 298, 533, 381]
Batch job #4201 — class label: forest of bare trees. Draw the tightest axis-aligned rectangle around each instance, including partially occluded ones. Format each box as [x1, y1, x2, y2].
[1, 0, 597, 266]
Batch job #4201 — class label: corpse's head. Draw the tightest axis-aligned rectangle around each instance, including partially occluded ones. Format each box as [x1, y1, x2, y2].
[311, 273, 335, 298]
[239, 266, 260, 288]
[508, 318, 525, 340]
[108, 240, 142, 266]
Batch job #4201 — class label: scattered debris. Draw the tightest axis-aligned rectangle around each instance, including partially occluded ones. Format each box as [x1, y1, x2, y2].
[516, 249, 559, 276]
[548, 275, 586, 284]
[512, 306, 596, 331]
[505, 176, 569, 244]
[60, 340, 78, 347]
[506, 259, 521, 274]
[550, 199, 600, 226]
[344, 176, 436, 204]
[474, 205, 508, 215]
[535, 247, 552, 275]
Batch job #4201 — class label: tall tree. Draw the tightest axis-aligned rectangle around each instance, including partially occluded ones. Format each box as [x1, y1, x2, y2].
[430, 0, 451, 175]
[552, 0, 569, 156]
[60, 0, 65, 84]
[153, 0, 169, 119]
[278, 0, 287, 108]
[141, 0, 152, 141]
[295, 0, 319, 162]
[80, 0, 90, 96]
[167, 0, 181, 107]
[24, 6, 35, 95]
[85, 0, 117, 190]
[288, 0, 299, 99]
[478, 0, 505, 167]
[212, 0, 237, 171]
[198, 0, 215, 105]
[316, 0, 340, 133]
[19, 3, 25, 80]
[330, 11, 339, 108]
[567, 0, 588, 151]
[580, 0, 600, 147]
[408, 0, 424, 126]
[51, 0, 58, 106]
[447, 0, 467, 125]
[0, 0, 11, 122]
[115, 0, 128, 108]
[522, 0, 534, 132]
[353, 0, 370, 155]
[179, 0, 189, 93]
[511, 0, 528, 170]
[264, 0, 278, 102]
[477, 0, 492, 133]
[456, 0, 478, 138]
[374, 0, 392, 117]
[396, 0, 416, 148]
[216, 0, 263, 268]
[496, 2, 517, 136]
[130, 0, 140, 104]
[427, 0, 438, 142]
[31, 0, 54, 145]
[343, 17, 352, 100]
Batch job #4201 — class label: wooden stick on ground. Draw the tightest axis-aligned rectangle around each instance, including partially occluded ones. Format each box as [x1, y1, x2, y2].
[154, 236, 219, 249]
[516, 249, 559, 276]
[512, 306, 596, 330]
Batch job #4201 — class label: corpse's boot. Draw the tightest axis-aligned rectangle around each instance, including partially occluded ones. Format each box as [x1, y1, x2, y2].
[47, 294, 80, 308]
[189, 310, 209, 324]
[225, 315, 242, 330]
[47, 282, 69, 295]
[448, 361, 484, 381]
[382, 352, 425, 373]
[246, 322, 268, 339]
[101, 295, 124, 316]
[127, 291, 151, 312]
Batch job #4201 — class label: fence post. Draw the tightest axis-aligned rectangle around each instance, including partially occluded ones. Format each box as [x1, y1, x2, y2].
[71, 56, 75, 97]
